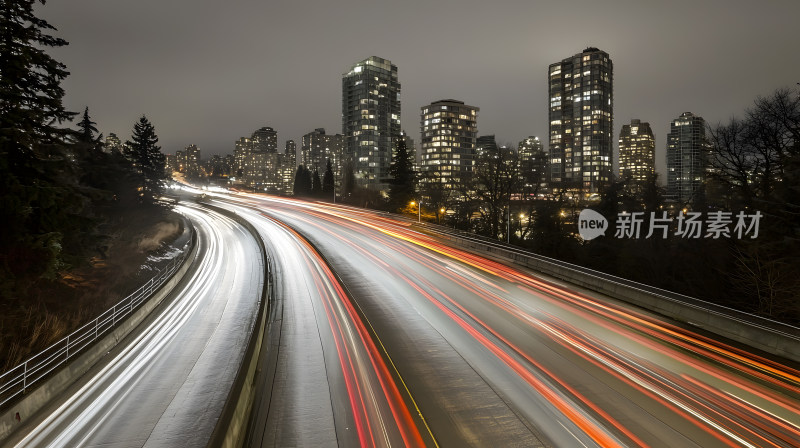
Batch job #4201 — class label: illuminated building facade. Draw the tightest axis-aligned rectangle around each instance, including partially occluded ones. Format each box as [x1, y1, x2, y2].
[301, 128, 344, 175]
[185, 144, 201, 177]
[234, 137, 252, 178]
[104, 133, 122, 153]
[619, 119, 656, 185]
[548, 47, 613, 193]
[278, 140, 297, 194]
[419, 99, 478, 189]
[251, 126, 278, 153]
[237, 126, 281, 191]
[518, 136, 548, 192]
[666, 112, 707, 203]
[342, 56, 401, 191]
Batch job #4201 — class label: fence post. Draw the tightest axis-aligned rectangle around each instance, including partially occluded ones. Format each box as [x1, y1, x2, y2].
[66, 334, 70, 359]
[23, 361, 27, 392]
[95, 316, 99, 339]
[113, 304, 116, 326]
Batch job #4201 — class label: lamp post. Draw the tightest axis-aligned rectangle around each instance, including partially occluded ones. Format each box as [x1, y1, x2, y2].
[507, 207, 510, 243]
[410, 200, 421, 223]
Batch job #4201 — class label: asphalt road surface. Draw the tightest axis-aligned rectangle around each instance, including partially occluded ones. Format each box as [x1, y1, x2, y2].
[221, 192, 800, 448]
[12, 188, 800, 448]
[9, 203, 264, 448]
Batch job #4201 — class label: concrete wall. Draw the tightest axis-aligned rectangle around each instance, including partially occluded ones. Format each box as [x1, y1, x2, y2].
[436, 233, 800, 364]
[0, 227, 199, 443]
[202, 203, 271, 448]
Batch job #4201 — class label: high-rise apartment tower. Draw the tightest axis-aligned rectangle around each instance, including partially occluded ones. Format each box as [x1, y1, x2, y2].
[342, 56, 401, 191]
[419, 99, 479, 189]
[548, 47, 613, 193]
[666, 112, 707, 203]
[619, 119, 656, 184]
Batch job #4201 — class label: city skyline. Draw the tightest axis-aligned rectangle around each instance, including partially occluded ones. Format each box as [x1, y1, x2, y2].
[40, 1, 800, 179]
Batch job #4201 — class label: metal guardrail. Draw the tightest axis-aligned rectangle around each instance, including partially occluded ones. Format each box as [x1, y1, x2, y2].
[0, 231, 196, 410]
[201, 201, 273, 447]
[415, 221, 800, 339]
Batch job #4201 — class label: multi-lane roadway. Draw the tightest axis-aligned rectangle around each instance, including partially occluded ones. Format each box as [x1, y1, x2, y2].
[8, 190, 800, 448]
[220, 192, 800, 448]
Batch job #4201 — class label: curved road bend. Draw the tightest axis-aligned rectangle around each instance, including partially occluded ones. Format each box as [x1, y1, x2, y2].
[224, 204, 434, 448]
[223, 193, 800, 448]
[10, 203, 264, 448]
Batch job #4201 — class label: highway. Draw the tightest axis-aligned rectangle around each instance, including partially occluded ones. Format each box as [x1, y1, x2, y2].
[219, 193, 800, 448]
[220, 204, 434, 447]
[9, 190, 800, 448]
[9, 204, 264, 447]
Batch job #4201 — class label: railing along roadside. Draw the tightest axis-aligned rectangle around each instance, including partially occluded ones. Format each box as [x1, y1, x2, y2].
[0, 227, 197, 410]
[414, 221, 800, 362]
[417, 222, 800, 330]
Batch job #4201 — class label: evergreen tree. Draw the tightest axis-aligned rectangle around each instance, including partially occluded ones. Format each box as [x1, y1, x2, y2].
[75, 106, 99, 144]
[73, 108, 135, 206]
[293, 165, 303, 195]
[388, 137, 416, 211]
[322, 159, 335, 194]
[343, 160, 355, 196]
[0, 0, 85, 289]
[293, 165, 313, 196]
[312, 168, 322, 195]
[73, 106, 104, 161]
[302, 166, 313, 194]
[125, 115, 166, 203]
[0, 0, 74, 167]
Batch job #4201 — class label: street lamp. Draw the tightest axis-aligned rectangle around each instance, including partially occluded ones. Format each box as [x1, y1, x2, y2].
[507, 207, 511, 243]
[410, 200, 420, 222]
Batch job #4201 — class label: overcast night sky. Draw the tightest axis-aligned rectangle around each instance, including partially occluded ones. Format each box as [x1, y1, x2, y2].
[39, 0, 800, 177]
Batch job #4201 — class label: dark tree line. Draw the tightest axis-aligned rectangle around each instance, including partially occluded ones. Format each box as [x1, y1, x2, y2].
[0, 0, 168, 294]
[705, 88, 800, 320]
[294, 159, 337, 199]
[322, 159, 335, 194]
[292, 165, 313, 196]
[387, 137, 415, 211]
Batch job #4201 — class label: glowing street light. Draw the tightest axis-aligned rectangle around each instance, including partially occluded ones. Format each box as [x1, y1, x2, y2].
[410, 200, 420, 222]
